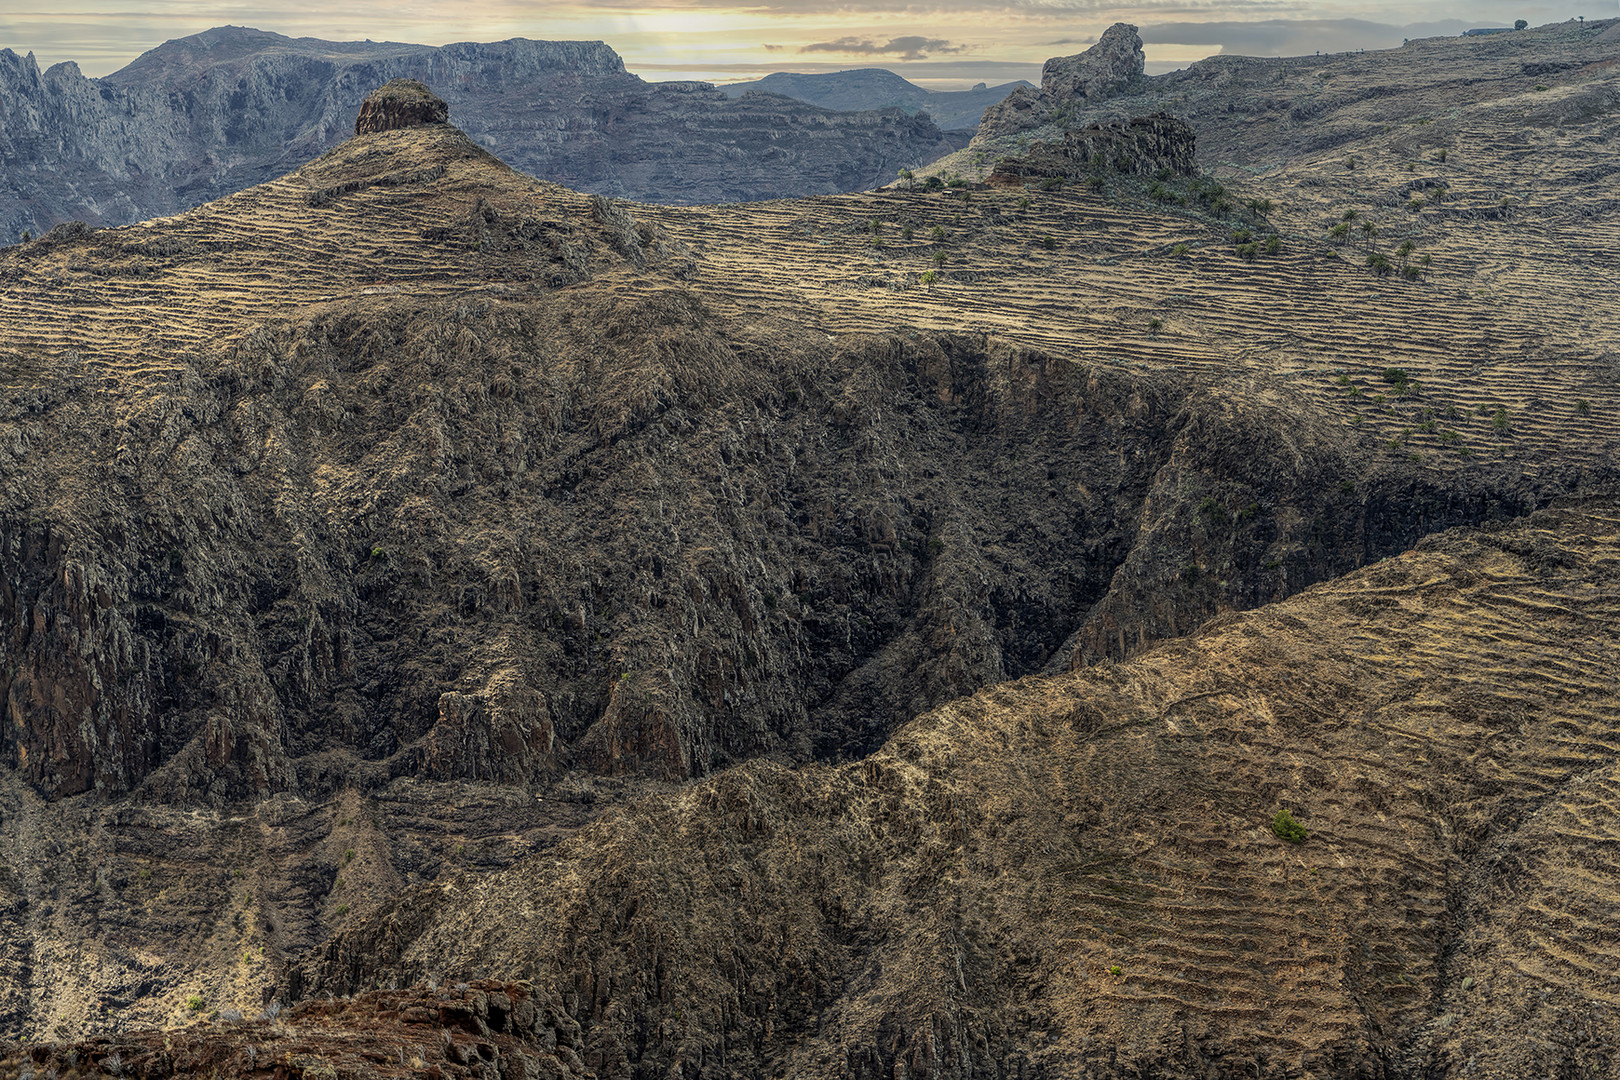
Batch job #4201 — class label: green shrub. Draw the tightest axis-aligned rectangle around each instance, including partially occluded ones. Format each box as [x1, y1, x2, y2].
[1232, 227, 1253, 244]
[1271, 809, 1308, 844]
[1148, 317, 1163, 332]
[187, 995, 206, 1012]
[1575, 399, 1591, 416]
[1039, 177, 1063, 191]
[1039, 234, 1056, 250]
[930, 224, 946, 241]
[1492, 407, 1510, 433]
[1237, 242, 1258, 260]
[1171, 242, 1190, 256]
[1265, 235, 1281, 255]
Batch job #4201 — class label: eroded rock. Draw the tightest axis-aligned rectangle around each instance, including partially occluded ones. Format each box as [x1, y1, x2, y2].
[354, 79, 450, 135]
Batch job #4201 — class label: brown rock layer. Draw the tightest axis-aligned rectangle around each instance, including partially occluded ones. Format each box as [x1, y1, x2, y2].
[353, 78, 449, 134]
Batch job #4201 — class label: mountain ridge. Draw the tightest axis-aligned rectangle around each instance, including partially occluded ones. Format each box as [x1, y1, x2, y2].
[0, 27, 960, 242]
[719, 68, 1033, 130]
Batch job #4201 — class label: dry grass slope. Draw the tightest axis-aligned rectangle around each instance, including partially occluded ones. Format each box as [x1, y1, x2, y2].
[313, 498, 1620, 1078]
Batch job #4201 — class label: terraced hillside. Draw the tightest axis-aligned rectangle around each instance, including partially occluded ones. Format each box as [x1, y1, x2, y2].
[0, 60, 1615, 1070]
[307, 496, 1620, 1078]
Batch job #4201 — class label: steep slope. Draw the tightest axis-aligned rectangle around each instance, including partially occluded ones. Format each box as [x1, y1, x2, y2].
[303, 497, 1620, 1078]
[719, 70, 1033, 131]
[0, 65, 1616, 1049]
[0, 26, 958, 241]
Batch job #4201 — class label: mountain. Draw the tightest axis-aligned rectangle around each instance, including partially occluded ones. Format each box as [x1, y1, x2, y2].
[719, 69, 1034, 131]
[0, 35, 1617, 1076]
[0, 26, 961, 242]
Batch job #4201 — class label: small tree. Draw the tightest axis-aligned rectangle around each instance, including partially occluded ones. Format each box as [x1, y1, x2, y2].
[897, 167, 915, 190]
[1514, 19, 1529, 30]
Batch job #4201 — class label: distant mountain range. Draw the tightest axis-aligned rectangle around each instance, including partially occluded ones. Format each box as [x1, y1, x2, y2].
[0, 26, 965, 240]
[719, 68, 1033, 131]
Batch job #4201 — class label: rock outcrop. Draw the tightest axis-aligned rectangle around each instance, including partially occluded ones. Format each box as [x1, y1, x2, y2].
[0, 27, 961, 242]
[974, 22, 1145, 142]
[353, 79, 449, 134]
[987, 112, 1197, 186]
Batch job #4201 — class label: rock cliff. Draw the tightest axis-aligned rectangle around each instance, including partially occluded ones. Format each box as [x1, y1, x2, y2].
[0, 27, 960, 242]
[987, 112, 1198, 187]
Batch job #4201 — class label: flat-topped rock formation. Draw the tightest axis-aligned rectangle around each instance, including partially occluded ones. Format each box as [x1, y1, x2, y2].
[353, 78, 449, 134]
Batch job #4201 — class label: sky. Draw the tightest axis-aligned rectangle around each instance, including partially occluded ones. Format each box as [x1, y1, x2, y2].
[1, 2, 1611, 89]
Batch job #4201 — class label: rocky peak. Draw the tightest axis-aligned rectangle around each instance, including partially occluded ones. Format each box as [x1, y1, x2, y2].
[1041, 22, 1144, 101]
[971, 23, 1145, 144]
[354, 79, 449, 135]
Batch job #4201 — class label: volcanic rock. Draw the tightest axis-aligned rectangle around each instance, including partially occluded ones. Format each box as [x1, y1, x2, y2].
[987, 112, 1197, 187]
[354, 79, 449, 135]
[975, 22, 1145, 141]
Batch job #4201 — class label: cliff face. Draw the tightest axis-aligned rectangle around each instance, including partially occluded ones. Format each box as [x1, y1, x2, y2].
[987, 112, 1198, 186]
[0, 27, 959, 241]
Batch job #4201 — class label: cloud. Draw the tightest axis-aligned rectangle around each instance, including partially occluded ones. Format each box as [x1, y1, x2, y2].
[799, 35, 964, 60]
[1045, 37, 1097, 46]
[762, 43, 783, 51]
